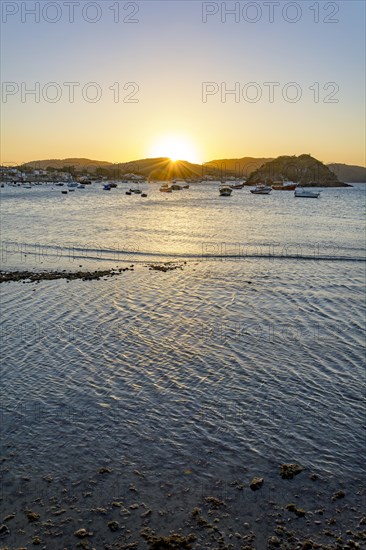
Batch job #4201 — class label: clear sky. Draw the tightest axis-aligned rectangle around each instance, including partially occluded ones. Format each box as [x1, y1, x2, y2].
[1, 0, 365, 165]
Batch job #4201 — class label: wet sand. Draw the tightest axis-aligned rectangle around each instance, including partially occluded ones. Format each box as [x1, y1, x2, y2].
[1, 446, 365, 549]
[1, 266, 365, 549]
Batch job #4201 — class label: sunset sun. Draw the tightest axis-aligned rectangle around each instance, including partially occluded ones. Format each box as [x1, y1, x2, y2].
[149, 135, 201, 164]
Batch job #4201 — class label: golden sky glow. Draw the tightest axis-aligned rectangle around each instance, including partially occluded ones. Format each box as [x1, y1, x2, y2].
[148, 134, 202, 164]
[1, 2, 365, 167]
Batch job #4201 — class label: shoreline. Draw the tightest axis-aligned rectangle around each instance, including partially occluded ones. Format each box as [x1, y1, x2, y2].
[0, 453, 365, 549]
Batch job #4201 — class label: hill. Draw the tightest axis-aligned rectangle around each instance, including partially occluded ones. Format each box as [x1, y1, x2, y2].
[22, 158, 111, 171]
[204, 157, 272, 177]
[327, 163, 366, 183]
[246, 154, 350, 187]
[19, 156, 364, 184]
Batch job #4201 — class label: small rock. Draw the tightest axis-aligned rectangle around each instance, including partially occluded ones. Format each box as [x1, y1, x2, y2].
[250, 477, 264, 491]
[302, 541, 313, 549]
[310, 473, 318, 481]
[129, 503, 139, 510]
[98, 466, 112, 474]
[268, 535, 281, 546]
[107, 520, 119, 532]
[32, 535, 41, 545]
[74, 528, 92, 538]
[26, 510, 40, 522]
[0, 524, 10, 536]
[280, 463, 304, 479]
[332, 490, 345, 501]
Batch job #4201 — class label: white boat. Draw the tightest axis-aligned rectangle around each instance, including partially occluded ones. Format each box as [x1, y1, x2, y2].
[294, 187, 320, 198]
[160, 182, 172, 193]
[250, 184, 272, 195]
[67, 182, 78, 188]
[219, 185, 233, 196]
[77, 184, 85, 189]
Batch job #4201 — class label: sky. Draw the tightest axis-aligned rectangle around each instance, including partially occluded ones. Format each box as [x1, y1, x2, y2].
[1, 0, 365, 166]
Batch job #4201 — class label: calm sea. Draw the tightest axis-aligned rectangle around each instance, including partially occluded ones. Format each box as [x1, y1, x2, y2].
[1, 181, 365, 546]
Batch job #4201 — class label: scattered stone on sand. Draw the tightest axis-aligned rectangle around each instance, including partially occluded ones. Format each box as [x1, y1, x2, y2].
[280, 463, 304, 479]
[286, 504, 306, 517]
[140, 528, 196, 549]
[0, 524, 10, 536]
[43, 474, 53, 483]
[26, 510, 40, 522]
[301, 541, 314, 549]
[268, 535, 281, 546]
[74, 528, 92, 538]
[310, 473, 318, 481]
[129, 503, 139, 510]
[108, 520, 120, 532]
[98, 466, 112, 474]
[332, 490, 345, 501]
[250, 477, 264, 491]
[3, 514, 15, 522]
[51, 509, 67, 516]
[205, 496, 226, 508]
[141, 509, 152, 518]
[32, 535, 41, 545]
[112, 501, 123, 508]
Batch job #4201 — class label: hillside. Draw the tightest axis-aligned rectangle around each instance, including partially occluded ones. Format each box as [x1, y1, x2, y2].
[246, 154, 350, 187]
[18, 156, 364, 184]
[327, 163, 366, 183]
[22, 158, 111, 171]
[204, 157, 272, 177]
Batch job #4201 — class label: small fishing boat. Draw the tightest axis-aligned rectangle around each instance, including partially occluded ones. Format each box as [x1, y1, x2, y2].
[219, 185, 233, 197]
[61, 190, 68, 194]
[250, 184, 272, 195]
[55, 182, 64, 186]
[77, 184, 85, 189]
[103, 184, 111, 191]
[141, 193, 147, 198]
[130, 188, 142, 194]
[160, 183, 172, 192]
[294, 187, 321, 198]
[67, 182, 78, 188]
[171, 184, 183, 190]
[109, 182, 118, 188]
[272, 180, 297, 191]
[126, 191, 132, 195]
[230, 182, 245, 189]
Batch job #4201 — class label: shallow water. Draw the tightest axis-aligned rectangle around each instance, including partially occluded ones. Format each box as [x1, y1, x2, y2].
[1, 182, 365, 268]
[0, 182, 365, 546]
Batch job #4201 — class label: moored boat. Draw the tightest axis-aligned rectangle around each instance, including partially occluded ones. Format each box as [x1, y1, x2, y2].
[160, 183, 172, 192]
[294, 187, 321, 198]
[272, 181, 297, 191]
[250, 184, 272, 194]
[219, 185, 233, 197]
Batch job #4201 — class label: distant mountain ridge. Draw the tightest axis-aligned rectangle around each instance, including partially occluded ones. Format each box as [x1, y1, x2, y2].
[327, 163, 366, 183]
[19, 156, 365, 184]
